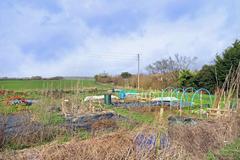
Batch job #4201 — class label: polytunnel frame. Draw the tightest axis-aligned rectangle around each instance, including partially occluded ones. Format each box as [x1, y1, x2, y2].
[170, 88, 184, 107]
[161, 87, 175, 96]
[180, 87, 197, 108]
[161, 87, 175, 107]
[190, 88, 213, 108]
[171, 88, 184, 99]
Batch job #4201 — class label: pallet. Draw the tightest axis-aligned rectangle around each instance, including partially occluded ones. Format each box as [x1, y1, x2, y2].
[207, 108, 231, 118]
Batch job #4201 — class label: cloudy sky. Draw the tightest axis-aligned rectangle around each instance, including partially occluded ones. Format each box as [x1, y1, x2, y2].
[0, 0, 239, 77]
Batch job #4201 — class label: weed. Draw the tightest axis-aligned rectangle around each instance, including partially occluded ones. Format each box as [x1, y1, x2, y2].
[77, 129, 91, 140]
[57, 132, 71, 144]
[113, 108, 155, 124]
[116, 121, 135, 130]
[4, 143, 31, 150]
[219, 138, 240, 159]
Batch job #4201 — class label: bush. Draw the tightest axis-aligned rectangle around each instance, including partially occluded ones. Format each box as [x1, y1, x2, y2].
[120, 72, 132, 79]
[112, 73, 178, 90]
[94, 73, 113, 83]
[31, 76, 42, 80]
[178, 70, 196, 88]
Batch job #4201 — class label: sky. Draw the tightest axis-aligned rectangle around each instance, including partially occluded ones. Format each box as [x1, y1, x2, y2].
[0, 0, 240, 77]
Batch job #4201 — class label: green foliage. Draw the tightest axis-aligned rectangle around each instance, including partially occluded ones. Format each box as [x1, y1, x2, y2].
[38, 111, 65, 125]
[207, 138, 240, 160]
[219, 138, 240, 159]
[113, 108, 154, 124]
[195, 65, 217, 93]
[94, 72, 113, 83]
[57, 129, 91, 144]
[77, 129, 91, 140]
[47, 113, 65, 125]
[116, 121, 135, 130]
[215, 40, 240, 87]
[0, 105, 31, 114]
[120, 72, 132, 79]
[180, 40, 240, 93]
[105, 105, 155, 124]
[178, 70, 196, 88]
[31, 76, 42, 80]
[207, 152, 218, 160]
[5, 142, 31, 150]
[197, 40, 240, 92]
[57, 132, 72, 144]
[30, 103, 64, 125]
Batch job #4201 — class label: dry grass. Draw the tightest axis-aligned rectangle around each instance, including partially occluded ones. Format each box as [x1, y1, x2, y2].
[1, 109, 239, 160]
[168, 111, 240, 159]
[213, 63, 240, 110]
[1, 131, 135, 160]
[168, 64, 240, 159]
[1, 64, 240, 160]
[91, 120, 118, 136]
[0, 128, 4, 148]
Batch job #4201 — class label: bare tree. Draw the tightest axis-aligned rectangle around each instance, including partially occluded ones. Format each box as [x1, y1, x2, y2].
[146, 54, 197, 74]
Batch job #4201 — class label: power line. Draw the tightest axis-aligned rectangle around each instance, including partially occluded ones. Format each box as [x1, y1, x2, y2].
[74, 52, 142, 77]
[77, 55, 136, 59]
[137, 54, 140, 90]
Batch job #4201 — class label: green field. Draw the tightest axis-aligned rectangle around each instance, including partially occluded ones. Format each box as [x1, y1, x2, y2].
[0, 79, 112, 90]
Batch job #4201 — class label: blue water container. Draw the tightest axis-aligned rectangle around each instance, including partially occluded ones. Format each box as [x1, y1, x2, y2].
[119, 90, 126, 100]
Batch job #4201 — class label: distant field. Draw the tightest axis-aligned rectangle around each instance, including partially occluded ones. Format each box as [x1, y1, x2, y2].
[0, 79, 112, 90]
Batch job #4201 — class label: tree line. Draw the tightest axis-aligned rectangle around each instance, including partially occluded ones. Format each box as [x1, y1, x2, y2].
[95, 40, 240, 93]
[0, 76, 64, 80]
[178, 40, 240, 93]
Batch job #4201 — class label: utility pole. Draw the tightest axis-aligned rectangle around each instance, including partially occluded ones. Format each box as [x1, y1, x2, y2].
[137, 54, 140, 90]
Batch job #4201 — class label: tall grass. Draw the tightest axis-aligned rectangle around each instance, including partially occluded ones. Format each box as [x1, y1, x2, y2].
[213, 63, 240, 110]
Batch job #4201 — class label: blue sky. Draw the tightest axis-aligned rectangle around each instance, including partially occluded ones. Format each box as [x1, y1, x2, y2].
[0, 0, 239, 77]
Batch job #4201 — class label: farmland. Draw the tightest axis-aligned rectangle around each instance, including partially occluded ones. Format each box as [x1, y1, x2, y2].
[0, 74, 239, 160]
[0, 43, 240, 159]
[2, 0, 240, 159]
[0, 79, 112, 90]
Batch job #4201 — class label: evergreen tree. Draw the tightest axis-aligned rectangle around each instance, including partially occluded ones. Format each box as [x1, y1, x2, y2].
[195, 65, 217, 93]
[215, 40, 240, 86]
[178, 70, 196, 88]
[195, 39, 240, 92]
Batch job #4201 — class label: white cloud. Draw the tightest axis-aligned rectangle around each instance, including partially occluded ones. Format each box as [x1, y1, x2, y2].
[0, 0, 239, 77]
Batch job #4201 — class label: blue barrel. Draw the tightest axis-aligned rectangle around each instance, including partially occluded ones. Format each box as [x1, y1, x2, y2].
[119, 91, 126, 100]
